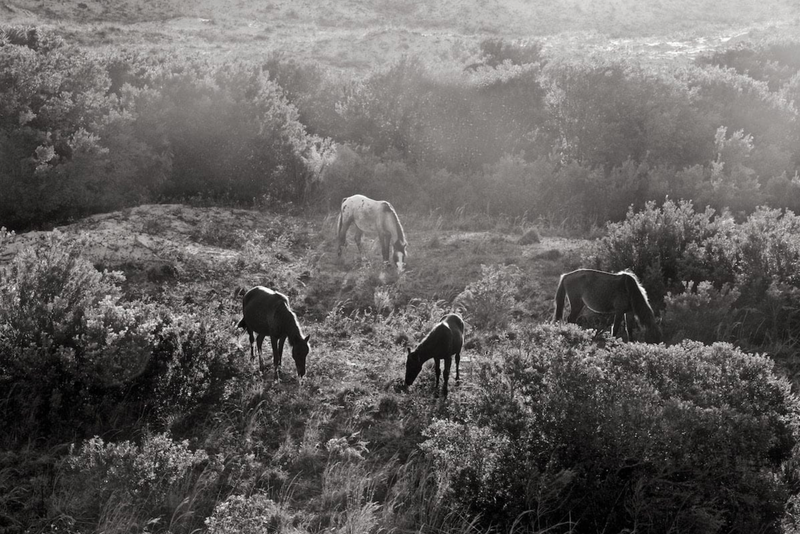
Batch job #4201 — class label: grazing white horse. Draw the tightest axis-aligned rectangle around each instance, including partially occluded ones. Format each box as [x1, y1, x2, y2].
[336, 194, 408, 271]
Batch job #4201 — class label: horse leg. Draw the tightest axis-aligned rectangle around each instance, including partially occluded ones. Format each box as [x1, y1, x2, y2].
[442, 356, 451, 397]
[353, 227, 364, 255]
[255, 334, 266, 375]
[454, 351, 461, 382]
[380, 234, 390, 264]
[278, 337, 286, 376]
[434, 357, 441, 397]
[625, 311, 635, 342]
[554, 279, 566, 322]
[271, 337, 281, 381]
[337, 218, 350, 257]
[247, 328, 255, 361]
[612, 312, 625, 339]
[566, 298, 584, 323]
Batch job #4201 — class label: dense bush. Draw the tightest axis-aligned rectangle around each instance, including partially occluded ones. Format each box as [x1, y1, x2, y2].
[0, 230, 250, 445]
[697, 39, 800, 91]
[0, 31, 327, 230]
[592, 199, 730, 304]
[59, 434, 216, 534]
[593, 200, 800, 358]
[422, 324, 800, 533]
[2, 27, 800, 229]
[0, 30, 167, 229]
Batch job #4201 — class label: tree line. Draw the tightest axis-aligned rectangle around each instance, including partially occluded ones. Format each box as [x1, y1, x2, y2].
[2, 28, 800, 230]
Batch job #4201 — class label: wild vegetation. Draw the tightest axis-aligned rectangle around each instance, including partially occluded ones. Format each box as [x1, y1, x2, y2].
[3, 0, 800, 532]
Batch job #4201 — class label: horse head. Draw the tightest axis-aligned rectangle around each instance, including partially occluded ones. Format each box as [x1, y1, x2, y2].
[393, 241, 408, 272]
[644, 324, 662, 344]
[404, 347, 422, 386]
[291, 334, 311, 377]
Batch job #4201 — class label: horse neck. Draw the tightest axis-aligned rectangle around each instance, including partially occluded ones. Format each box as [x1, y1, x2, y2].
[384, 208, 406, 246]
[625, 275, 656, 326]
[278, 304, 304, 344]
[412, 325, 448, 364]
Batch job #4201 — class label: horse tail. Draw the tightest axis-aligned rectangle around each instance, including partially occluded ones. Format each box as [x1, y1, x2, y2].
[553, 275, 567, 322]
[337, 198, 345, 237]
[623, 272, 656, 328]
[336, 197, 348, 252]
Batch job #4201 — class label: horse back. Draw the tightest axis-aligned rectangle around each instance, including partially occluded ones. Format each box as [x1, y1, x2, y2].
[416, 314, 462, 358]
[562, 269, 628, 314]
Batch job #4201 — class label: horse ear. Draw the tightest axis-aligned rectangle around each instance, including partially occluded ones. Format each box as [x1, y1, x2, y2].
[407, 347, 411, 356]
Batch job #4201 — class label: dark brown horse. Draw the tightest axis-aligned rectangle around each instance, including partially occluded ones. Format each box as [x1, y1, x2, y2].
[405, 313, 464, 397]
[553, 269, 661, 343]
[337, 194, 408, 272]
[238, 286, 311, 381]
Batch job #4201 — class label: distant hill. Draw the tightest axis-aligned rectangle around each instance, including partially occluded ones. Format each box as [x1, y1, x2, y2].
[3, 0, 800, 70]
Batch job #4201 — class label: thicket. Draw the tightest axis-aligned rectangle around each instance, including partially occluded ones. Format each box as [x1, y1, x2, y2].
[592, 199, 800, 363]
[2, 27, 800, 230]
[424, 325, 800, 533]
[0, 27, 329, 230]
[0, 229, 251, 446]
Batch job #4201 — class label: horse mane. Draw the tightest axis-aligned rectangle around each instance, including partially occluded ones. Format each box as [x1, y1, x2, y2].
[620, 271, 656, 328]
[411, 321, 450, 363]
[277, 295, 306, 345]
[381, 201, 407, 246]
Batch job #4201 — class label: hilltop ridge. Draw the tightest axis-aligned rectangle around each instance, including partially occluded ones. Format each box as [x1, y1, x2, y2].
[3, 0, 799, 70]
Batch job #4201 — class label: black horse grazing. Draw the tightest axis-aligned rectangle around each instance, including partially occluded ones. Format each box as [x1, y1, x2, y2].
[405, 313, 464, 397]
[553, 268, 661, 343]
[237, 286, 311, 381]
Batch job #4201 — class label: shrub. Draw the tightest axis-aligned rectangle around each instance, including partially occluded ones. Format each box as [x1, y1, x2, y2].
[421, 324, 800, 533]
[662, 281, 741, 344]
[592, 199, 731, 307]
[0, 32, 168, 230]
[0, 231, 158, 442]
[61, 434, 215, 534]
[206, 493, 302, 534]
[0, 231, 248, 444]
[461, 264, 522, 330]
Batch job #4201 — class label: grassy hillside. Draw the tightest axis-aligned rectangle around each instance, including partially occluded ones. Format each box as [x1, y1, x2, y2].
[4, 0, 799, 69]
[2, 204, 798, 533]
[2, 203, 581, 320]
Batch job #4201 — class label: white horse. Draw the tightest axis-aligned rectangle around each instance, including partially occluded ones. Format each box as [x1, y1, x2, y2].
[336, 194, 408, 271]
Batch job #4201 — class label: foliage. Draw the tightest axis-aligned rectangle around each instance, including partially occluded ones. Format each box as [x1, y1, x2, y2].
[205, 493, 301, 534]
[662, 281, 741, 344]
[0, 30, 168, 229]
[60, 434, 216, 534]
[461, 264, 522, 330]
[0, 230, 250, 445]
[422, 324, 800, 533]
[2, 26, 800, 229]
[592, 199, 729, 305]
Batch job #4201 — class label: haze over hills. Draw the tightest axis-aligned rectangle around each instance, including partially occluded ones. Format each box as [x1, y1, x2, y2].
[4, 0, 800, 70]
